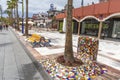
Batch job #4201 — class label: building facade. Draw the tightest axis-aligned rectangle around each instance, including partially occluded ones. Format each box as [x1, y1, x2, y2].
[56, 0, 120, 39]
[32, 13, 50, 28]
[99, 0, 109, 3]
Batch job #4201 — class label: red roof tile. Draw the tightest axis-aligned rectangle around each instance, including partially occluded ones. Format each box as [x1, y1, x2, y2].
[56, 0, 120, 20]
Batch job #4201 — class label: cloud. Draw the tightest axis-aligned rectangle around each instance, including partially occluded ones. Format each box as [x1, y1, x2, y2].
[0, 0, 99, 17]
[27, 0, 98, 17]
[0, 0, 7, 11]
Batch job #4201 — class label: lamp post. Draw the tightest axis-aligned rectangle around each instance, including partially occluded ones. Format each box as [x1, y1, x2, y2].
[18, 0, 24, 33]
[21, 0, 24, 34]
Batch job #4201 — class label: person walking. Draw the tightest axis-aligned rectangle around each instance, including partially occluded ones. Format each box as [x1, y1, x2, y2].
[0, 24, 3, 31]
[6, 24, 8, 30]
[3, 24, 6, 30]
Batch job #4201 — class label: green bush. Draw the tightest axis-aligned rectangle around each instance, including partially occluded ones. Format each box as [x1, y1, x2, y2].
[59, 22, 63, 31]
[59, 29, 63, 33]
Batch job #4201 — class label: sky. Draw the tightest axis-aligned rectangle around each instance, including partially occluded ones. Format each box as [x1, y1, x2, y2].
[0, 0, 99, 17]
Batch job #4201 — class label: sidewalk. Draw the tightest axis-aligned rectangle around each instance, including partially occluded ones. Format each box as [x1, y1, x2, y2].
[16, 27, 120, 79]
[0, 29, 45, 80]
[28, 29, 120, 61]
[32, 29, 120, 69]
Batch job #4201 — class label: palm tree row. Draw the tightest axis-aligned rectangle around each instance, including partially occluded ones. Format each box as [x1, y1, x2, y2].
[6, 0, 74, 63]
[5, 0, 74, 64]
[5, 0, 20, 30]
[5, 0, 28, 36]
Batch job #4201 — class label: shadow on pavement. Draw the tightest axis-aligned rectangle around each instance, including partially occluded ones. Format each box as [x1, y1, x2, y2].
[0, 42, 13, 47]
[0, 32, 8, 35]
[22, 62, 41, 80]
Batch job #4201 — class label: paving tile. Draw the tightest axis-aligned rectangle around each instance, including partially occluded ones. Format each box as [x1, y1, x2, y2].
[30, 28, 120, 80]
[0, 29, 44, 80]
[0, 41, 4, 80]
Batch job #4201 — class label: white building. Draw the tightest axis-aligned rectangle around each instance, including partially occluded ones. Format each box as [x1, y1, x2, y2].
[32, 12, 51, 28]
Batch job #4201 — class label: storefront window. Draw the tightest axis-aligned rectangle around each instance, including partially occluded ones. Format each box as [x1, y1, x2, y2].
[112, 21, 120, 38]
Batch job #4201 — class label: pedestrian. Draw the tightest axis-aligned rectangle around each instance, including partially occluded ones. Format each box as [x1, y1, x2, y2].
[6, 24, 8, 30]
[29, 24, 32, 30]
[0, 24, 3, 31]
[2, 24, 5, 30]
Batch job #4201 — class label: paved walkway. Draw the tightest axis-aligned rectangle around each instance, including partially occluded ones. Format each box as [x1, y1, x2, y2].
[0, 29, 44, 80]
[16, 27, 120, 79]
[28, 28, 120, 79]
[27, 28, 120, 71]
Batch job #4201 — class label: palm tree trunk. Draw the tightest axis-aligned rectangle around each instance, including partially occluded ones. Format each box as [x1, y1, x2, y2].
[64, 0, 74, 63]
[11, 9, 13, 26]
[25, 0, 28, 36]
[13, 7, 15, 27]
[15, 5, 17, 29]
[16, 1, 20, 30]
[0, 5, 2, 19]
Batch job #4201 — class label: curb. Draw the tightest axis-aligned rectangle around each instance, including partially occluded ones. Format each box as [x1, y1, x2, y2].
[10, 28, 53, 80]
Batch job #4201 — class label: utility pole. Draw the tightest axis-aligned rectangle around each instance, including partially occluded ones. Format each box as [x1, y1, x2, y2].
[18, 0, 24, 33]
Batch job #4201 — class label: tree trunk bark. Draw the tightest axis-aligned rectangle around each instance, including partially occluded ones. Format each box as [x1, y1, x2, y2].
[64, 0, 74, 63]
[25, 0, 28, 36]
[11, 9, 13, 26]
[16, 1, 20, 30]
[13, 6, 15, 27]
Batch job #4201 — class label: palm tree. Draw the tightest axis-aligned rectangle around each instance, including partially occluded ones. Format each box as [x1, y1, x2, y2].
[64, 0, 74, 63]
[4, 9, 11, 17]
[0, 5, 2, 20]
[7, 0, 14, 25]
[16, 0, 20, 31]
[7, 0, 20, 30]
[25, 0, 28, 36]
[11, 0, 20, 30]
[4, 9, 12, 24]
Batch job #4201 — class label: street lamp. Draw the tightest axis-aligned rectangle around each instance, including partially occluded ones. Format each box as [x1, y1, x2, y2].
[19, 0, 24, 33]
[21, 0, 24, 34]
